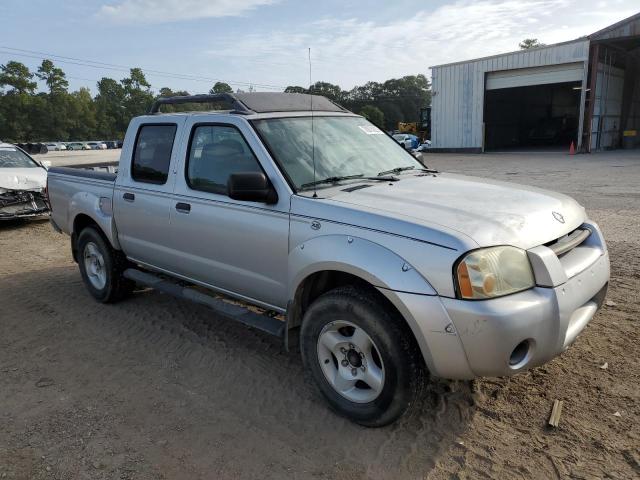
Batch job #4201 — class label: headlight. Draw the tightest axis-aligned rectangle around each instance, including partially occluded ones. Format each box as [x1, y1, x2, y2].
[455, 246, 535, 299]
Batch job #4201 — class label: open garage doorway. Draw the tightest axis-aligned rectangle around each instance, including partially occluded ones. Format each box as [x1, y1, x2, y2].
[484, 81, 581, 151]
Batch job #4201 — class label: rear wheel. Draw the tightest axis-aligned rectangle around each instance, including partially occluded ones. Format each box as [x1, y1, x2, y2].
[77, 227, 134, 303]
[301, 285, 425, 427]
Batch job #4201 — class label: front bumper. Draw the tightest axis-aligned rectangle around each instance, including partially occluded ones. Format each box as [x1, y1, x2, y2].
[440, 251, 609, 377]
[386, 220, 610, 380]
[0, 190, 49, 220]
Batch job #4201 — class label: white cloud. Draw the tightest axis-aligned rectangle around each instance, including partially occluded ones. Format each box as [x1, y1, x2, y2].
[99, 0, 278, 24]
[203, 0, 639, 89]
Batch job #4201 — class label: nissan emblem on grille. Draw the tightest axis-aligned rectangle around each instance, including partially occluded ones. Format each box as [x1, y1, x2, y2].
[552, 211, 565, 223]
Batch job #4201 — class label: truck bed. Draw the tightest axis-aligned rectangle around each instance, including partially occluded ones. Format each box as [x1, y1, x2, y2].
[48, 166, 117, 182]
[47, 166, 117, 239]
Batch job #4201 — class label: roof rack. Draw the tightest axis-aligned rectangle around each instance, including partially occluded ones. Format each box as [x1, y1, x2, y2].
[148, 92, 349, 115]
[149, 93, 253, 115]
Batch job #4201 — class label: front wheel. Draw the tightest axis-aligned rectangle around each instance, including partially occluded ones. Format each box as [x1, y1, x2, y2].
[301, 286, 425, 427]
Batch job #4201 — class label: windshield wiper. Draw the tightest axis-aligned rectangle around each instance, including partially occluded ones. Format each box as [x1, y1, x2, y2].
[377, 166, 416, 176]
[300, 173, 404, 191]
[377, 165, 438, 176]
[300, 174, 364, 189]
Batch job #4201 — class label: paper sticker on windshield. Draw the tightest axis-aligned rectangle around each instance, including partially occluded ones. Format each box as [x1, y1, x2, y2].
[358, 125, 384, 135]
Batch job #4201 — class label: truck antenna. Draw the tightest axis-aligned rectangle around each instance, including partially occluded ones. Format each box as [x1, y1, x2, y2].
[309, 47, 317, 198]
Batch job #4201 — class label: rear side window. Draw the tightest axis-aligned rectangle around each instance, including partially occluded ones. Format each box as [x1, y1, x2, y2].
[131, 124, 177, 184]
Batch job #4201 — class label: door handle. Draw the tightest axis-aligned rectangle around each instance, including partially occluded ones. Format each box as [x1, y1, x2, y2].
[175, 202, 191, 213]
[123, 192, 135, 202]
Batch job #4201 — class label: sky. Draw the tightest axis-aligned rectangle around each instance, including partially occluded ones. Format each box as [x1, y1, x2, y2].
[0, 0, 637, 94]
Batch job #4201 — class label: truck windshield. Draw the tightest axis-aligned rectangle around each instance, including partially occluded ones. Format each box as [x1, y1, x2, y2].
[253, 116, 421, 191]
[0, 147, 38, 168]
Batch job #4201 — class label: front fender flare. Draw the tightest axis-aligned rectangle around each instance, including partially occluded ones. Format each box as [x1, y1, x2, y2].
[288, 234, 435, 299]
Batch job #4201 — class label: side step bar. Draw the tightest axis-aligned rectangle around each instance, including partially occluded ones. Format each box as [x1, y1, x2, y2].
[123, 269, 285, 338]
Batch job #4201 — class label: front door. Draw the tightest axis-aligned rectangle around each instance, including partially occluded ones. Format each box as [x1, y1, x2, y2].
[168, 118, 290, 310]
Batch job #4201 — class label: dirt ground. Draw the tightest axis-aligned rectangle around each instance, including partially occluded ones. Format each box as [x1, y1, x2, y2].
[1, 151, 639, 479]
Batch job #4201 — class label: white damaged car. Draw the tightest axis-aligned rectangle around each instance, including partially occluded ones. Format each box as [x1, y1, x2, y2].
[0, 142, 50, 220]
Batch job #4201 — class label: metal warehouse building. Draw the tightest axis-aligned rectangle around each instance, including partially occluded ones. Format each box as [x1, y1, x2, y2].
[430, 12, 640, 153]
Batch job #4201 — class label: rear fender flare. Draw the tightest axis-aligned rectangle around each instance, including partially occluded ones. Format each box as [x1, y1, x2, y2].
[68, 191, 121, 250]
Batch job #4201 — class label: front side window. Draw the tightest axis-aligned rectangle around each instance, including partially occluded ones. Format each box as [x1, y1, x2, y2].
[131, 124, 177, 184]
[186, 125, 262, 195]
[0, 147, 38, 168]
[253, 116, 421, 190]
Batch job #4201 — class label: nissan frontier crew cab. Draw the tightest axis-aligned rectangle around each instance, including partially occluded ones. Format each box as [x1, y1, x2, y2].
[48, 93, 610, 426]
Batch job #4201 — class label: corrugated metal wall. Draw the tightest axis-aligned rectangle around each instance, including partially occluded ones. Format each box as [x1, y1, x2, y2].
[591, 64, 625, 150]
[430, 40, 590, 150]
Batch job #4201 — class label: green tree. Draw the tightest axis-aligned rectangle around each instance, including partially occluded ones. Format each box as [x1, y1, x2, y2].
[0, 61, 37, 94]
[346, 81, 382, 102]
[156, 87, 193, 113]
[158, 87, 190, 97]
[308, 81, 344, 102]
[36, 59, 69, 94]
[121, 68, 154, 121]
[284, 85, 307, 94]
[67, 87, 97, 140]
[0, 93, 33, 140]
[210, 82, 233, 94]
[359, 105, 384, 127]
[342, 75, 430, 130]
[95, 77, 127, 139]
[519, 38, 545, 49]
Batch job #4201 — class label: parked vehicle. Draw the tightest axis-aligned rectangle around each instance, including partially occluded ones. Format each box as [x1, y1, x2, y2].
[66, 142, 90, 151]
[47, 93, 610, 426]
[19, 142, 48, 154]
[392, 133, 419, 150]
[86, 142, 107, 150]
[413, 140, 431, 152]
[0, 141, 50, 219]
[104, 141, 118, 149]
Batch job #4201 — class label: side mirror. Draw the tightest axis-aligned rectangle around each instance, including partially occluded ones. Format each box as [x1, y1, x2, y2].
[228, 172, 278, 204]
[41, 160, 52, 169]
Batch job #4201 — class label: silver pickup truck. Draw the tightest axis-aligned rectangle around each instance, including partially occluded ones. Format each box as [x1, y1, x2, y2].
[48, 93, 609, 426]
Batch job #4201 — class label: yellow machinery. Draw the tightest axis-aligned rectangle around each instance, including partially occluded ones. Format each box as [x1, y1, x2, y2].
[398, 122, 418, 134]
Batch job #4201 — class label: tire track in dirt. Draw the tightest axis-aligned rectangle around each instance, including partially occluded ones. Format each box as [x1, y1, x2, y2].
[1, 244, 471, 479]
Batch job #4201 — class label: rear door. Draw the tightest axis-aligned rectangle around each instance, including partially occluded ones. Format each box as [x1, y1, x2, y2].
[113, 117, 186, 270]
[168, 116, 291, 310]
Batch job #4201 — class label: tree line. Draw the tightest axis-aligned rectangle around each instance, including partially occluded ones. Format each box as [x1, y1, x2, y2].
[0, 59, 431, 142]
[285, 75, 431, 130]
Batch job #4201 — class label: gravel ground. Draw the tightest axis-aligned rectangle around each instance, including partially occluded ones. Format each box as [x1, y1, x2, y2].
[1, 151, 639, 479]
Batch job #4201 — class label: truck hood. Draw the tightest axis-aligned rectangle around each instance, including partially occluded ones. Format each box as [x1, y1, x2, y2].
[0, 167, 47, 191]
[328, 173, 586, 250]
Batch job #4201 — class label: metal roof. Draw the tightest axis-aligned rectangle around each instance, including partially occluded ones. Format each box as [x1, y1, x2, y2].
[430, 38, 587, 69]
[588, 11, 640, 41]
[431, 11, 640, 70]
